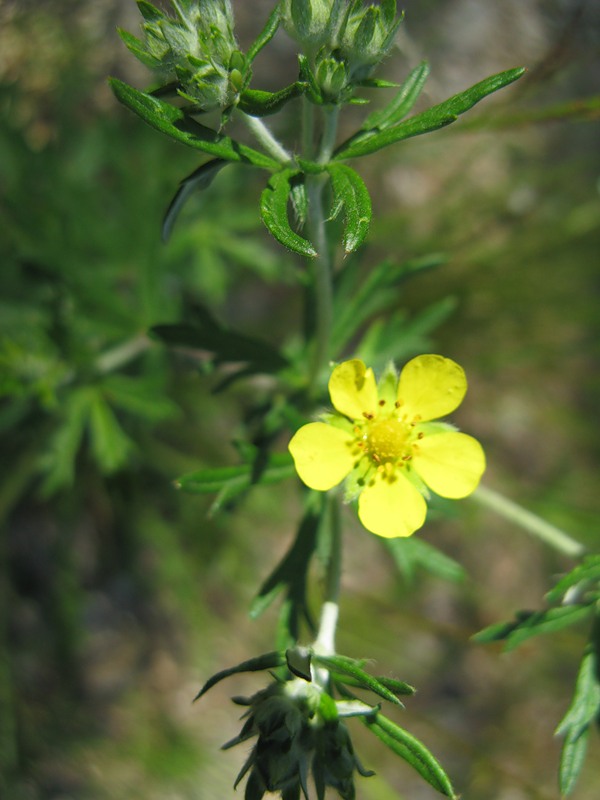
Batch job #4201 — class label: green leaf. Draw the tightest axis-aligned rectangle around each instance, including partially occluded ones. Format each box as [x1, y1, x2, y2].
[88, 392, 133, 474]
[327, 164, 372, 254]
[312, 654, 405, 707]
[364, 713, 457, 798]
[162, 159, 228, 242]
[559, 727, 590, 797]
[109, 78, 279, 169]
[546, 556, 600, 605]
[385, 536, 466, 584]
[194, 651, 286, 701]
[246, 3, 281, 64]
[362, 60, 430, 131]
[117, 28, 162, 69]
[334, 67, 526, 160]
[176, 452, 295, 498]
[151, 304, 288, 373]
[40, 387, 94, 495]
[473, 604, 594, 651]
[260, 170, 317, 258]
[101, 374, 179, 422]
[250, 502, 321, 641]
[238, 82, 306, 117]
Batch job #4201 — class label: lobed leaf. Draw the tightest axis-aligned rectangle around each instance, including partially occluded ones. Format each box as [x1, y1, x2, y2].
[327, 163, 372, 254]
[109, 78, 279, 169]
[260, 170, 317, 258]
[334, 67, 526, 160]
[364, 713, 457, 797]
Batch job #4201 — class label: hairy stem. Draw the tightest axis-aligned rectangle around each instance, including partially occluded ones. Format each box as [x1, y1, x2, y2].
[240, 112, 292, 164]
[472, 484, 587, 559]
[314, 496, 342, 657]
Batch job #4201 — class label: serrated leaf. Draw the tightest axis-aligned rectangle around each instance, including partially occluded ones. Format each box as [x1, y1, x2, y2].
[473, 604, 594, 651]
[260, 170, 317, 257]
[109, 78, 279, 169]
[334, 67, 526, 160]
[312, 654, 404, 707]
[327, 164, 371, 254]
[162, 159, 228, 242]
[362, 60, 430, 131]
[364, 713, 456, 797]
[194, 651, 285, 701]
[151, 304, 288, 372]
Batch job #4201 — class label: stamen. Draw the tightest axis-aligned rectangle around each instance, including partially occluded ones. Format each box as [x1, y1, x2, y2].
[378, 399, 386, 406]
[362, 412, 374, 420]
[417, 432, 424, 440]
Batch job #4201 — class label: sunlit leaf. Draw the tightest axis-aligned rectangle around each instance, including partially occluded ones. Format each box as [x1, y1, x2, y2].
[327, 163, 372, 254]
[260, 170, 317, 258]
[361, 61, 430, 131]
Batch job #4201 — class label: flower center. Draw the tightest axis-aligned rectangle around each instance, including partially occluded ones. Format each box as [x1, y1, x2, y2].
[366, 417, 409, 464]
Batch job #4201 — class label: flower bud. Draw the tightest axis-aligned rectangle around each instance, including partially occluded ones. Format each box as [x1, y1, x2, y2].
[281, 0, 346, 52]
[339, 0, 401, 80]
[315, 54, 350, 103]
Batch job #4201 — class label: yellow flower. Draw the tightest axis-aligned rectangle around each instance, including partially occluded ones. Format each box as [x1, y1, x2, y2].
[289, 355, 486, 538]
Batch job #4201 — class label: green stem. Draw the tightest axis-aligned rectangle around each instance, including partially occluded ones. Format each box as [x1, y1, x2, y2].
[314, 495, 341, 657]
[306, 105, 340, 393]
[472, 484, 587, 559]
[95, 334, 151, 374]
[240, 112, 292, 165]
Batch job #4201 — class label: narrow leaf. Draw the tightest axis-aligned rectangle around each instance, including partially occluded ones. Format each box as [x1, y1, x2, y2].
[546, 556, 600, 605]
[559, 727, 590, 797]
[327, 163, 372, 254]
[555, 648, 600, 738]
[162, 159, 228, 242]
[364, 713, 456, 798]
[109, 78, 279, 169]
[334, 67, 526, 160]
[362, 61, 430, 131]
[385, 536, 466, 584]
[238, 82, 305, 117]
[312, 654, 404, 707]
[246, 3, 281, 64]
[194, 651, 285, 700]
[473, 604, 594, 651]
[176, 452, 295, 495]
[260, 170, 317, 257]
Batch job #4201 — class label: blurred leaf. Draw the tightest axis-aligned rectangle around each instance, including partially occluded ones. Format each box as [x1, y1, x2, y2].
[101, 373, 179, 422]
[385, 536, 466, 584]
[194, 651, 286, 701]
[362, 61, 430, 131]
[363, 712, 457, 798]
[327, 164, 372, 255]
[556, 646, 600, 796]
[546, 556, 600, 605]
[40, 387, 94, 495]
[250, 502, 321, 642]
[152, 304, 288, 373]
[88, 391, 133, 474]
[473, 604, 594, 651]
[109, 78, 279, 169]
[334, 67, 526, 160]
[260, 170, 317, 258]
[162, 159, 229, 242]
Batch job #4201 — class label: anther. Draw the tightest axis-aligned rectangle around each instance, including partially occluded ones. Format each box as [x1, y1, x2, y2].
[378, 399, 386, 406]
[362, 412, 374, 420]
[417, 432, 424, 440]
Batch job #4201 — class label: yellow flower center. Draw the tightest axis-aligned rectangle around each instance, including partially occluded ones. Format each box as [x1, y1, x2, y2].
[366, 417, 410, 464]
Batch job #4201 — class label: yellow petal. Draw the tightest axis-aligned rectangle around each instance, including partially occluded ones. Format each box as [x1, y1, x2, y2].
[413, 431, 485, 498]
[289, 422, 355, 491]
[358, 472, 427, 538]
[329, 360, 378, 421]
[397, 355, 467, 422]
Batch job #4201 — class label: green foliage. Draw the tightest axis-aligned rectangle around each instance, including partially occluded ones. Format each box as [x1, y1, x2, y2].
[260, 170, 318, 258]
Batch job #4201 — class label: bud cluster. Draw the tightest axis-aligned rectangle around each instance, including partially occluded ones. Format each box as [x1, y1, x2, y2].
[119, 0, 242, 111]
[227, 678, 373, 799]
[281, 0, 401, 103]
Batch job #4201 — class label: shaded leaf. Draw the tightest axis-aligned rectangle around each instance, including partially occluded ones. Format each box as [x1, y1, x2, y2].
[194, 651, 285, 700]
[334, 67, 526, 160]
[109, 78, 279, 169]
[260, 170, 317, 257]
[162, 159, 228, 242]
[88, 392, 133, 473]
[327, 163, 372, 254]
[473, 604, 594, 651]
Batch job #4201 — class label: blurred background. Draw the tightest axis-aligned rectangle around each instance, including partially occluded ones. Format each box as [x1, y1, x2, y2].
[1, 1, 599, 798]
